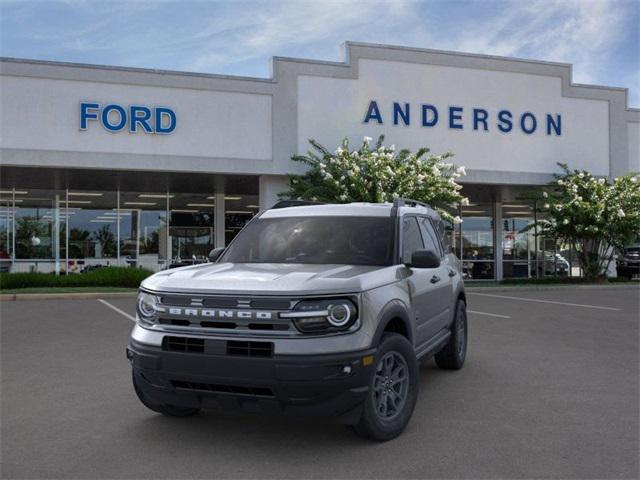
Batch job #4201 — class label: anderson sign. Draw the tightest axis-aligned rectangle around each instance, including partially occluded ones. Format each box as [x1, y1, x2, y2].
[363, 100, 562, 136]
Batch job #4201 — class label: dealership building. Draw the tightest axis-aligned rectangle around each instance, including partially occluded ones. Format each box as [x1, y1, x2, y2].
[1, 42, 638, 279]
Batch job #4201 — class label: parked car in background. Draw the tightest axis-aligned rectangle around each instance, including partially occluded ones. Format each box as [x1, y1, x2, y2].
[0, 249, 11, 273]
[617, 242, 640, 280]
[536, 252, 569, 276]
[168, 254, 209, 269]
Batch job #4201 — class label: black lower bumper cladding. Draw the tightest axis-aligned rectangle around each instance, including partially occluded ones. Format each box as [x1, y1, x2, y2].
[128, 339, 376, 423]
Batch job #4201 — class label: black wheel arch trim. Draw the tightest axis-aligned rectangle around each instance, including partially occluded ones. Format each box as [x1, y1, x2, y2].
[371, 299, 414, 347]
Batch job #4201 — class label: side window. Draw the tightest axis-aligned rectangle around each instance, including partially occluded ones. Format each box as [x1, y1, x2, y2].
[419, 217, 443, 257]
[436, 220, 449, 250]
[402, 217, 424, 262]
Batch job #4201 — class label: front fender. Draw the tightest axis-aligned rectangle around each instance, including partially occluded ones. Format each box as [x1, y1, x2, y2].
[370, 299, 414, 348]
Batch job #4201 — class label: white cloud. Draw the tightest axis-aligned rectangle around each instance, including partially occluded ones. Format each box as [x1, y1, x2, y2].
[427, 0, 631, 86]
[180, 0, 634, 93]
[184, 0, 418, 72]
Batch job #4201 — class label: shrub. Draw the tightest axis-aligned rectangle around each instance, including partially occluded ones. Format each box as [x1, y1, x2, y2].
[282, 135, 468, 223]
[501, 277, 611, 285]
[532, 164, 640, 281]
[0, 267, 153, 290]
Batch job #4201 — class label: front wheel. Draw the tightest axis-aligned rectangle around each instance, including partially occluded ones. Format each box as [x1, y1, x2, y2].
[435, 300, 467, 370]
[351, 333, 419, 441]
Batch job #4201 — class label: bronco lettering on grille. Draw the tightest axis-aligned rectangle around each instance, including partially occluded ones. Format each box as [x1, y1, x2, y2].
[158, 307, 273, 320]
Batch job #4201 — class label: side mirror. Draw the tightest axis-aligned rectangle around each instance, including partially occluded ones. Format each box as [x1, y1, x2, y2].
[407, 249, 441, 269]
[208, 247, 225, 263]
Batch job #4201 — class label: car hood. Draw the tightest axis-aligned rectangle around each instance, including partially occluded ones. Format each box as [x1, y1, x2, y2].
[141, 262, 400, 296]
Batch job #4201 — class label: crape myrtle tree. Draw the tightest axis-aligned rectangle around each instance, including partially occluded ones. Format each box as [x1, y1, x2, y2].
[282, 135, 469, 224]
[534, 163, 640, 280]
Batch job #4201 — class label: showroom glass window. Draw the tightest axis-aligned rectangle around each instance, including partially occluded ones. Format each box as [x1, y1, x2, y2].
[169, 192, 215, 267]
[119, 192, 169, 271]
[460, 203, 494, 279]
[66, 190, 118, 273]
[225, 194, 259, 244]
[501, 202, 536, 278]
[13, 189, 66, 272]
[0, 190, 16, 272]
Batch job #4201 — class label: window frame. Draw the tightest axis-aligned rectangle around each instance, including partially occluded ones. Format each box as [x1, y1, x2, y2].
[399, 214, 426, 264]
[418, 216, 445, 258]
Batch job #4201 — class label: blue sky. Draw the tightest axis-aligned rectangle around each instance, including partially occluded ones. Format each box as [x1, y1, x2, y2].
[1, 0, 638, 106]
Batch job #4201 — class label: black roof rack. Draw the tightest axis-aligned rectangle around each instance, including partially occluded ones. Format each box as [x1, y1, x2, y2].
[271, 199, 326, 209]
[392, 198, 432, 209]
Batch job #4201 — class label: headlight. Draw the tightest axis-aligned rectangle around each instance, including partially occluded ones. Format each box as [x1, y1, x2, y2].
[327, 303, 353, 327]
[281, 298, 358, 334]
[136, 291, 160, 325]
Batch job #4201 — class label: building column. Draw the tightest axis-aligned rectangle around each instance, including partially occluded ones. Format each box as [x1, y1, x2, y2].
[259, 175, 289, 211]
[495, 200, 503, 281]
[214, 192, 225, 249]
[53, 194, 60, 275]
[116, 189, 120, 267]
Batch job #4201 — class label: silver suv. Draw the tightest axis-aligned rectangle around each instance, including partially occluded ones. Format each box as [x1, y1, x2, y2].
[127, 198, 467, 440]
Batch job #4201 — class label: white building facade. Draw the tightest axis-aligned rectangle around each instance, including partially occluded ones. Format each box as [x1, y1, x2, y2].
[1, 42, 638, 279]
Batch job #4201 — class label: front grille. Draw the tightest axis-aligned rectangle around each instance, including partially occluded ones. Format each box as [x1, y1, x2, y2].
[248, 323, 288, 331]
[171, 380, 274, 397]
[200, 321, 237, 329]
[160, 295, 237, 308]
[158, 295, 294, 310]
[161, 336, 274, 357]
[249, 298, 292, 310]
[163, 336, 204, 353]
[227, 340, 274, 357]
[158, 318, 289, 332]
[153, 294, 297, 336]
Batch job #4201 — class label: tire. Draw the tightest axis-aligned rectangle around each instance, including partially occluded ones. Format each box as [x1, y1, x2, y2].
[132, 371, 200, 417]
[435, 300, 467, 370]
[351, 333, 419, 441]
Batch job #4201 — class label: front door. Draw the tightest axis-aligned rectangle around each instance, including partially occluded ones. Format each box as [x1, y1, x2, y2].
[418, 216, 453, 333]
[401, 216, 446, 348]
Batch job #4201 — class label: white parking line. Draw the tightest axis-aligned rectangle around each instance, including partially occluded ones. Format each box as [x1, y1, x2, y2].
[468, 292, 621, 311]
[467, 310, 511, 319]
[98, 299, 136, 322]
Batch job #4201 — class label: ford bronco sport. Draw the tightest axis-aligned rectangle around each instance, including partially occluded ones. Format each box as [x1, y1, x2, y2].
[127, 198, 467, 440]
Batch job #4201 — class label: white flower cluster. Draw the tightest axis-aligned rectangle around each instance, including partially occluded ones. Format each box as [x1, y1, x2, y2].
[288, 135, 468, 223]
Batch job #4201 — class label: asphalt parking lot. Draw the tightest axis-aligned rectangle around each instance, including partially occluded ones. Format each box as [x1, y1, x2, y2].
[1, 286, 638, 479]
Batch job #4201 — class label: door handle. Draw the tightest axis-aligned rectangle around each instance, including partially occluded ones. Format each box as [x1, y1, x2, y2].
[448, 268, 457, 277]
[430, 275, 441, 284]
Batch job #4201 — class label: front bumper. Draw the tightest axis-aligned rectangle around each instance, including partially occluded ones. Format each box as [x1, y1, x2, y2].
[617, 262, 640, 277]
[128, 338, 376, 423]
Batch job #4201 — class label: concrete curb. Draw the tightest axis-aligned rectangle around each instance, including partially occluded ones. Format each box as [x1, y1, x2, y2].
[0, 292, 137, 301]
[466, 283, 639, 292]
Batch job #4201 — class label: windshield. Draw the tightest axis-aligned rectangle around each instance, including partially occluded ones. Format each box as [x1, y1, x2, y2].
[219, 216, 395, 266]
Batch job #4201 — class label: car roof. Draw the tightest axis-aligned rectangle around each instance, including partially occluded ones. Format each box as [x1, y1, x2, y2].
[261, 202, 442, 220]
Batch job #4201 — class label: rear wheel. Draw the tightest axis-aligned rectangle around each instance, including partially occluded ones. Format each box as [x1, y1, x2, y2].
[351, 333, 419, 441]
[435, 300, 467, 370]
[132, 371, 200, 417]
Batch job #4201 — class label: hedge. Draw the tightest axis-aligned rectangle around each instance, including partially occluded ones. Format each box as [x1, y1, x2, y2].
[0, 267, 153, 290]
[497, 276, 634, 285]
